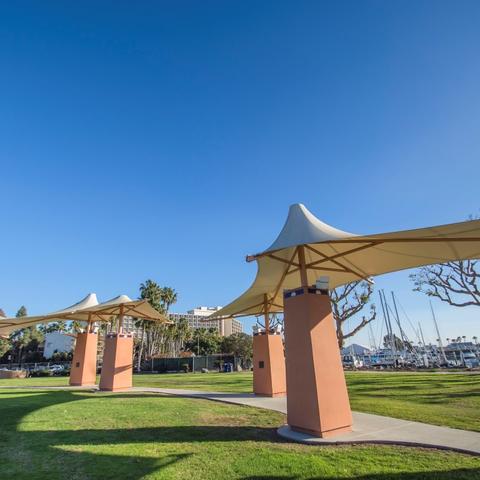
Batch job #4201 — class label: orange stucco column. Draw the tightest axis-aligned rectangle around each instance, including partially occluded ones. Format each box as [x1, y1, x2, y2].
[69, 332, 98, 386]
[99, 333, 133, 391]
[253, 333, 286, 397]
[284, 288, 352, 438]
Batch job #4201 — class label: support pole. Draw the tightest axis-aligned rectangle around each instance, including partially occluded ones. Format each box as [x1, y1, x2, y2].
[298, 245, 309, 290]
[264, 294, 270, 333]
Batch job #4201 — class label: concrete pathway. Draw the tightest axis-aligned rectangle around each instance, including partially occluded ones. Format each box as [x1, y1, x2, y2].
[2, 384, 479, 455]
[132, 387, 480, 455]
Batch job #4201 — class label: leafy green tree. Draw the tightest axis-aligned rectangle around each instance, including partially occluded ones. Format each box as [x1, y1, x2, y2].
[221, 333, 253, 368]
[10, 326, 44, 363]
[185, 328, 222, 356]
[10, 306, 28, 362]
[6, 306, 46, 363]
[221, 332, 252, 358]
[51, 351, 73, 362]
[39, 321, 68, 334]
[0, 337, 10, 359]
[0, 308, 11, 359]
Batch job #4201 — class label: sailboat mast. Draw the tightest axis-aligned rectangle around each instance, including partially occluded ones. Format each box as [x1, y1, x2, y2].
[430, 301, 448, 364]
[418, 322, 426, 347]
[391, 292, 409, 347]
[380, 290, 397, 364]
[368, 322, 377, 350]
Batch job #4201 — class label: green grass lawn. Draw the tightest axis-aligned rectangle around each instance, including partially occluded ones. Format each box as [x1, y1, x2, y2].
[134, 370, 253, 392]
[0, 388, 479, 480]
[1, 371, 479, 431]
[346, 372, 480, 432]
[135, 371, 480, 432]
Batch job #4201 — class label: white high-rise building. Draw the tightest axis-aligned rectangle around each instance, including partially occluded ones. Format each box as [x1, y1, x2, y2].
[169, 306, 243, 337]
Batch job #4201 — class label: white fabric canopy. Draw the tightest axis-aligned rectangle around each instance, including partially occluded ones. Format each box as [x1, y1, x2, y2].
[211, 204, 480, 318]
[63, 295, 170, 323]
[0, 293, 99, 335]
[0, 293, 169, 335]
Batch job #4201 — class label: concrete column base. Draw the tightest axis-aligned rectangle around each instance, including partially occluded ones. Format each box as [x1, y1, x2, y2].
[69, 332, 98, 386]
[284, 289, 352, 438]
[253, 333, 286, 397]
[99, 333, 133, 392]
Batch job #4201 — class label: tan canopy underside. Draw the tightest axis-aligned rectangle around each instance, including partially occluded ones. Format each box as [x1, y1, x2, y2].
[211, 204, 480, 319]
[0, 294, 169, 336]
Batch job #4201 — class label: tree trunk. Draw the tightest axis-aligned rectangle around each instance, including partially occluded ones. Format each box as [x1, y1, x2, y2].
[137, 323, 146, 372]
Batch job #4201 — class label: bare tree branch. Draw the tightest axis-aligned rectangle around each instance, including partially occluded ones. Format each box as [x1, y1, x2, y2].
[330, 281, 376, 348]
[410, 259, 480, 307]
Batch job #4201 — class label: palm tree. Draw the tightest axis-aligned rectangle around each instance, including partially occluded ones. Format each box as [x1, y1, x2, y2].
[160, 287, 178, 314]
[172, 317, 192, 356]
[140, 280, 164, 313]
[136, 280, 164, 371]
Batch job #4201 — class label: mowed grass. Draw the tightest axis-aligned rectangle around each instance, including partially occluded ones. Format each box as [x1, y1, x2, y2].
[346, 372, 480, 432]
[136, 371, 480, 432]
[0, 388, 479, 480]
[134, 370, 253, 392]
[1, 371, 479, 431]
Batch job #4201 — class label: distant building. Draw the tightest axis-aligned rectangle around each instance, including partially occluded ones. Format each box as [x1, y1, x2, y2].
[44, 332, 75, 359]
[0, 308, 6, 318]
[445, 341, 477, 351]
[221, 317, 244, 337]
[342, 343, 372, 356]
[122, 317, 142, 336]
[109, 306, 243, 338]
[169, 306, 243, 337]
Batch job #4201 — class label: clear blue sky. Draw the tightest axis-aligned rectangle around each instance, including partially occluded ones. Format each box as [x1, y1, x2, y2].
[1, 1, 479, 346]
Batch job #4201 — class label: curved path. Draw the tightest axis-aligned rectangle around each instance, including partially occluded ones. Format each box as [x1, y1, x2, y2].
[133, 387, 480, 455]
[2, 384, 479, 455]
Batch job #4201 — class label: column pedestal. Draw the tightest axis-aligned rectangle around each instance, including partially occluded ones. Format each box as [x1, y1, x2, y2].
[284, 288, 352, 438]
[69, 332, 98, 386]
[99, 333, 133, 391]
[253, 333, 286, 397]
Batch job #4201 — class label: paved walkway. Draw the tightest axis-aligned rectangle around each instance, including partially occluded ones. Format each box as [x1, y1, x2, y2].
[133, 387, 480, 455]
[2, 384, 479, 455]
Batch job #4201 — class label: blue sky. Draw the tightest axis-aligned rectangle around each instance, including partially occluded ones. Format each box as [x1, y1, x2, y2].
[1, 1, 479, 346]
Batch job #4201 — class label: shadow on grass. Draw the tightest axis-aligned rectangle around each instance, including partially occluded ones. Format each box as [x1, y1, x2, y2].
[0, 389, 278, 479]
[0, 389, 479, 480]
[241, 471, 480, 480]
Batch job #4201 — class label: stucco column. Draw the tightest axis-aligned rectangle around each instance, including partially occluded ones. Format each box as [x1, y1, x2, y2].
[69, 332, 98, 386]
[252, 293, 286, 396]
[253, 332, 286, 396]
[99, 333, 134, 391]
[283, 287, 352, 437]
